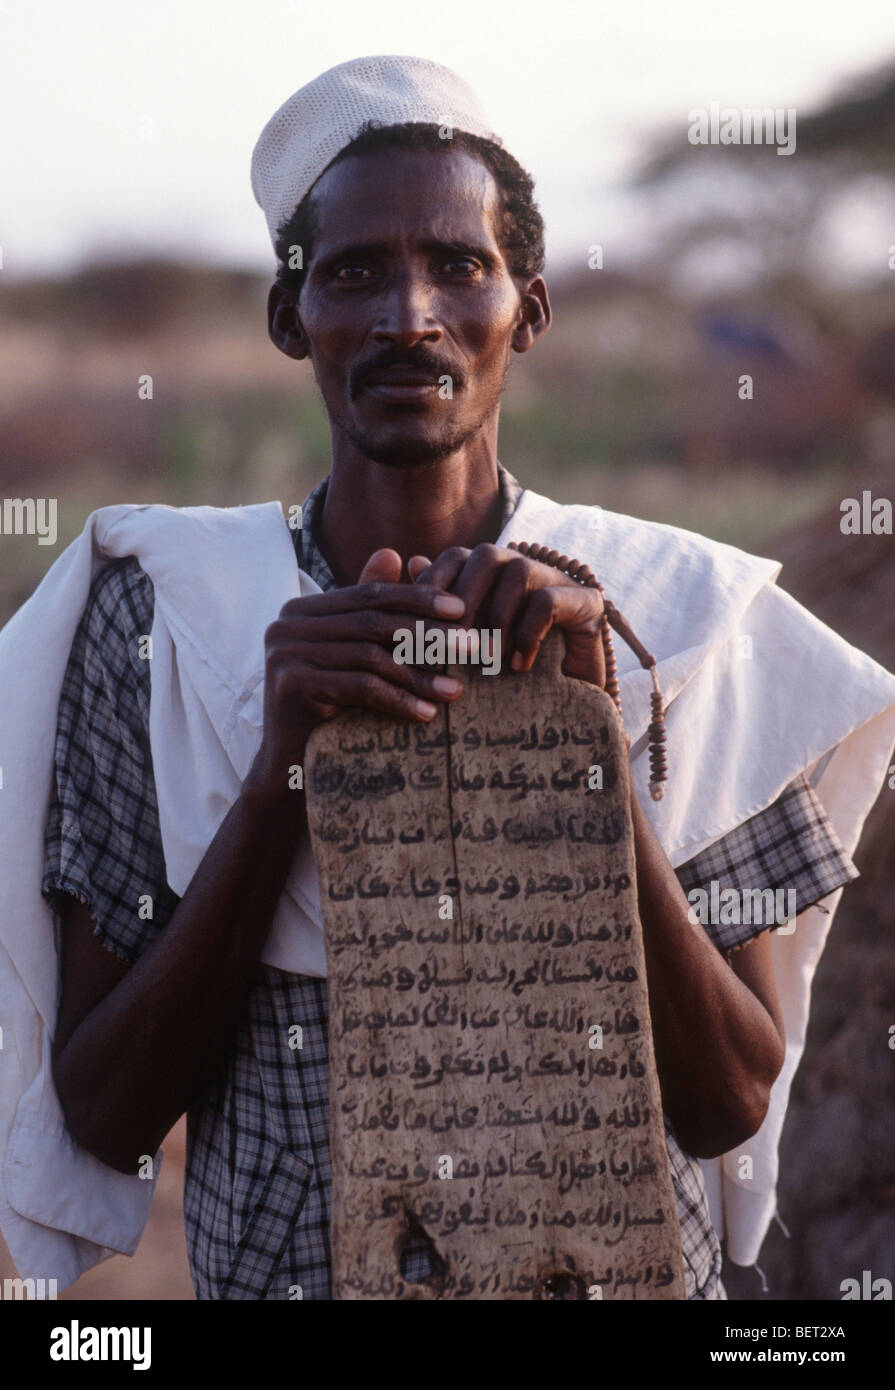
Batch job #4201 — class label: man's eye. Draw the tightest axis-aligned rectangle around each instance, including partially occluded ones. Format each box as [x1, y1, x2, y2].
[331, 259, 481, 281]
[334, 265, 373, 281]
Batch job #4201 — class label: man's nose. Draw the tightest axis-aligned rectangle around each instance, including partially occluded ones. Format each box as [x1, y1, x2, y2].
[371, 266, 442, 344]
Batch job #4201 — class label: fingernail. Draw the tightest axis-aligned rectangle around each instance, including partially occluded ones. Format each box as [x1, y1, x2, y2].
[434, 595, 465, 616]
[415, 699, 438, 719]
[433, 676, 462, 695]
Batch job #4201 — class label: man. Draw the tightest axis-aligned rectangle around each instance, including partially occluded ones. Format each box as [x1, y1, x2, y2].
[4, 56, 895, 1301]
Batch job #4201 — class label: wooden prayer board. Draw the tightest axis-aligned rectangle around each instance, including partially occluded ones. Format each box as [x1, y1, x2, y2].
[304, 630, 686, 1300]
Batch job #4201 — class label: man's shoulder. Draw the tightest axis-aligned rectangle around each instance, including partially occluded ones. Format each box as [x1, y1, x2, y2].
[513, 488, 781, 641]
[526, 490, 779, 574]
[75, 558, 155, 688]
[86, 554, 154, 628]
[93, 499, 294, 591]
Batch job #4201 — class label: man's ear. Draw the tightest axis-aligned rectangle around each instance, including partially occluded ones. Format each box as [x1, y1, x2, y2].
[267, 282, 310, 361]
[511, 275, 552, 355]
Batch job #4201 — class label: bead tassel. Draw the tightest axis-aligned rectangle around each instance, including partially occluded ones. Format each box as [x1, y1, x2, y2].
[507, 540, 668, 801]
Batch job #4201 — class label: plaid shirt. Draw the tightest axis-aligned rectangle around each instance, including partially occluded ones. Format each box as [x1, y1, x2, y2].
[42, 465, 857, 1300]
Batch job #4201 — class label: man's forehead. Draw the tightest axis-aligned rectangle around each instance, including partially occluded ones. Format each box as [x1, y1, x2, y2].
[310, 150, 501, 251]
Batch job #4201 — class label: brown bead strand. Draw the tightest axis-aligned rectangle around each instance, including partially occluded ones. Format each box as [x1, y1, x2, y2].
[600, 612, 622, 716]
[507, 540, 668, 801]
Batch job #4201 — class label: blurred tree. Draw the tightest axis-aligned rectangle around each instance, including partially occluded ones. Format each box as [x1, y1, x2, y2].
[630, 60, 895, 286]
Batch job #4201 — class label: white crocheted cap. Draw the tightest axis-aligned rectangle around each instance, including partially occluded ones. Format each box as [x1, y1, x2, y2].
[250, 54, 500, 251]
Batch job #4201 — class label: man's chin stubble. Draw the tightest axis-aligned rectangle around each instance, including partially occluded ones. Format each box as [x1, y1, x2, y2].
[336, 375, 509, 469]
[340, 423, 483, 469]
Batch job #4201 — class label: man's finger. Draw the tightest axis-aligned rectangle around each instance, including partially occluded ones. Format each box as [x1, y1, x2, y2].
[412, 547, 471, 594]
[301, 640, 464, 700]
[511, 587, 605, 685]
[280, 583, 466, 619]
[440, 544, 508, 628]
[279, 667, 441, 723]
[359, 548, 403, 585]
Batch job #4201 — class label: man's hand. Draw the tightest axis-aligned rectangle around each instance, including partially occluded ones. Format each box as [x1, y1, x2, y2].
[409, 544, 606, 687]
[244, 549, 467, 808]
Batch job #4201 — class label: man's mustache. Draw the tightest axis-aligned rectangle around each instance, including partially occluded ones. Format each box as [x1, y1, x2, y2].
[352, 351, 465, 396]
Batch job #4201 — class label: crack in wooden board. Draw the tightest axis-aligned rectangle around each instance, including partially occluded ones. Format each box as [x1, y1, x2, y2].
[305, 631, 686, 1300]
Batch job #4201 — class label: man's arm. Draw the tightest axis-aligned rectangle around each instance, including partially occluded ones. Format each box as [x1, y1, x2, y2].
[52, 553, 468, 1173]
[52, 781, 310, 1171]
[629, 788, 785, 1160]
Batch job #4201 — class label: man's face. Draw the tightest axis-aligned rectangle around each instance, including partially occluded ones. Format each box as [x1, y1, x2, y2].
[285, 147, 534, 468]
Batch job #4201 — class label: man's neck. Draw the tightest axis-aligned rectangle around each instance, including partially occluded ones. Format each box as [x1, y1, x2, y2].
[317, 447, 505, 586]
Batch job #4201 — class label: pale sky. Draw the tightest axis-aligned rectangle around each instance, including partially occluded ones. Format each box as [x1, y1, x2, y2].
[2, 0, 894, 281]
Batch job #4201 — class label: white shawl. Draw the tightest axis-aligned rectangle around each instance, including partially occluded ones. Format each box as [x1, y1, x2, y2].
[2, 490, 893, 1289]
